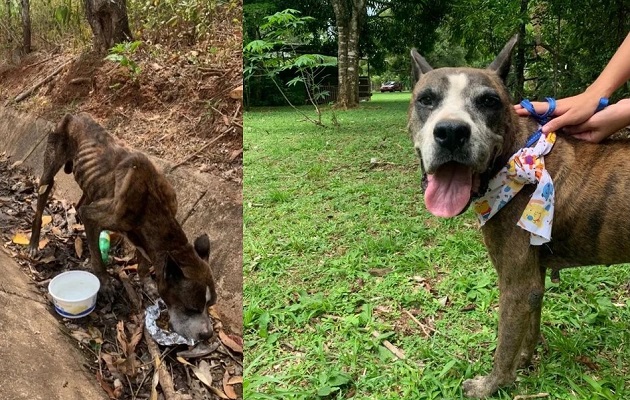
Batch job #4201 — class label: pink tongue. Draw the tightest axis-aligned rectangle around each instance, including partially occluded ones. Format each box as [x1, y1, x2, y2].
[424, 163, 473, 217]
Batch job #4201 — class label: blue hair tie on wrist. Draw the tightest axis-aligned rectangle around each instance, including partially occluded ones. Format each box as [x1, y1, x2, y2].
[595, 97, 609, 112]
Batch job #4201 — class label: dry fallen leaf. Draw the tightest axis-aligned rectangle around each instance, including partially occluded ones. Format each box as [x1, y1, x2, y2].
[228, 376, 243, 385]
[113, 379, 123, 399]
[88, 326, 103, 343]
[191, 360, 214, 387]
[223, 369, 238, 399]
[229, 149, 243, 162]
[209, 386, 230, 400]
[71, 330, 92, 343]
[75, 236, 83, 258]
[219, 331, 243, 354]
[209, 306, 221, 320]
[39, 255, 56, 264]
[12, 232, 29, 245]
[122, 264, 138, 272]
[150, 357, 159, 400]
[96, 371, 119, 399]
[41, 215, 52, 226]
[116, 321, 129, 355]
[176, 356, 195, 367]
[177, 341, 220, 359]
[229, 85, 243, 100]
[101, 353, 123, 380]
[38, 238, 49, 250]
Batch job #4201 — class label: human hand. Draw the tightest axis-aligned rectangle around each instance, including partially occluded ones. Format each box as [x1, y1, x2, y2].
[513, 91, 604, 133]
[562, 98, 630, 143]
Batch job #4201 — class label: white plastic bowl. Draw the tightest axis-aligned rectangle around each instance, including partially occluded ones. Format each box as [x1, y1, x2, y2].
[48, 271, 100, 318]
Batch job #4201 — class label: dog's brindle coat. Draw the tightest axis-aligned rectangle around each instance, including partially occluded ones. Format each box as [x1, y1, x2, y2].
[409, 36, 630, 398]
[28, 113, 217, 341]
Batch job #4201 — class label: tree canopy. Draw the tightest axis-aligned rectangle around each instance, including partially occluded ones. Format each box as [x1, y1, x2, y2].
[244, 0, 630, 107]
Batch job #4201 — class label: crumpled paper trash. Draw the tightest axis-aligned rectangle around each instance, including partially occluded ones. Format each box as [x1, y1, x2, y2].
[145, 299, 195, 346]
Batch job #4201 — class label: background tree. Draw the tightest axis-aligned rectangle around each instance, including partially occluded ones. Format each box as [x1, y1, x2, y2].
[20, 0, 30, 53]
[244, 9, 337, 125]
[83, 0, 132, 53]
[331, 0, 366, 109]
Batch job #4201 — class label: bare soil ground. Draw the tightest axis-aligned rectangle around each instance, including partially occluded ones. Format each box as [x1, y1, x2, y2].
[0, 5, 242, 184]
[0, 2, 242, 399]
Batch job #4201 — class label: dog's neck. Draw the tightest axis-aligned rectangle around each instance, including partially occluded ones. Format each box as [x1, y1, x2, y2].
[132, 214, 189, 260]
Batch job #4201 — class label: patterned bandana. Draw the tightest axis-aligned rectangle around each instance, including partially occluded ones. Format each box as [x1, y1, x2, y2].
[473, 131, 556, 245]
[471, 97, 608, 246]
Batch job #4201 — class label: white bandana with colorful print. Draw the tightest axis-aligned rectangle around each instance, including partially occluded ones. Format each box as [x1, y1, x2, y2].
[473, 131, 556, 245]
[471, 96, 608, 246]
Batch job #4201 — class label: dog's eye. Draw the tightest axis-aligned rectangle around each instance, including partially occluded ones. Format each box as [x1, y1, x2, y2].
[417, 94, 435, 108]
[477, 94, 501, 109]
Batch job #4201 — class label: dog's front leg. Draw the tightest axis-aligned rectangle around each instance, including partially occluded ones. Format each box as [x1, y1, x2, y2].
[517, 277, 544, 369]
[463, 254, 544, 398]
[79, 204, 116, 299]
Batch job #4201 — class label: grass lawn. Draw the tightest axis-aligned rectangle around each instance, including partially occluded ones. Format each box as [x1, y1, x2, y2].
[243, 92, 630, 399]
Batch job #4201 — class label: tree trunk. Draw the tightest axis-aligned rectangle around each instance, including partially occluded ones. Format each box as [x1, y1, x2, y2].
[514, 0, 528, 100]
[5, 0, 11, 43]
[83, 0, 132, 53]
[332, 0, 366, 109]
[20, 0, 30, 53]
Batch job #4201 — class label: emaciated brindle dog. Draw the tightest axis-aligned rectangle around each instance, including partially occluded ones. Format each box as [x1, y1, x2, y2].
[28, 113, 217, 341]
[408, 36, 630, 397]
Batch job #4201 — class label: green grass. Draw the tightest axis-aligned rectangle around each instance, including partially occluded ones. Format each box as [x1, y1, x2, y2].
[243, 92, 630, 399]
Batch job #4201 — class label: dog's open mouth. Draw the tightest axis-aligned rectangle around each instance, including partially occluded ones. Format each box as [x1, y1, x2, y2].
[425, 161, 478, 217]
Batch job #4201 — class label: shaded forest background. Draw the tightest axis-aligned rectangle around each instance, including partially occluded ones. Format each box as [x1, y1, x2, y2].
[244, 0, 630, 107]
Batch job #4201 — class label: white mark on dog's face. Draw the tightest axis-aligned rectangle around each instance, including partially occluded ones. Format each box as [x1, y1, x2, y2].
[408, 69, 507, 174]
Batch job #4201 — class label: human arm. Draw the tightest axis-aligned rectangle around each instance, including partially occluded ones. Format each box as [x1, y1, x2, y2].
[514, 33, 630, 135]
[562, 98, 630, 143]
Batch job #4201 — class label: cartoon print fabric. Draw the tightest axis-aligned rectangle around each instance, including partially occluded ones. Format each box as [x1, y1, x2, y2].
[473, 131, 556, 245]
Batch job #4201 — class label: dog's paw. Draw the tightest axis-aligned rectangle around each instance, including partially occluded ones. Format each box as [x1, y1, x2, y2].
[27, 244, 39, 259]
[517, 352, 534, 370]
[462, 376, 498, 399]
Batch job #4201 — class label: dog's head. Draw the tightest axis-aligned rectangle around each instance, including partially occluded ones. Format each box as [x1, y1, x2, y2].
[159, 233, 217, 341]
[408, 35, 519, 217]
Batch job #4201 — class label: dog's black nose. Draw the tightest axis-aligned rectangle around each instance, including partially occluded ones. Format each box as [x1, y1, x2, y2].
[434, 120, 471, 152]
[198, 326, 213, 341]
[199, 331, 212, 341]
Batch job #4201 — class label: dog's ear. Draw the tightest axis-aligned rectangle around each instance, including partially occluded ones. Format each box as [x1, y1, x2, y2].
[193, 234, 210, 262]
[411, 48, 432, 86]
[488, 34, 519, 82]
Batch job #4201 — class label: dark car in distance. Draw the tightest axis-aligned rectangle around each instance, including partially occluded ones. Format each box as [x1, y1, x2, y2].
[380, 81, 403, 92]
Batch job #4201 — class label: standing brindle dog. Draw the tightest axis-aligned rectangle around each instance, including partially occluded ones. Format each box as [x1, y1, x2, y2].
[28, 113, 217, 341]
[408, 36, 630, 397]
